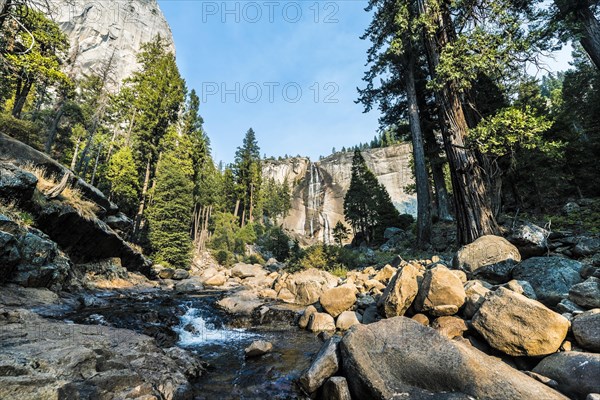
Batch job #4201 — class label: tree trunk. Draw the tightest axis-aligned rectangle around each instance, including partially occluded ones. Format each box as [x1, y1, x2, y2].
[46, 100, 66, 153]
[431, 159, 453, 221]
[90, 144, 102, 186]
[404, 51, 432, 248]
[133, 157, 152, 240]
[71, 136, 81, 170]
[12, 78, 32, 118]
[418, 0, 499, 244]
[556, 0, 600, 70]
[0, 0, 12, 33]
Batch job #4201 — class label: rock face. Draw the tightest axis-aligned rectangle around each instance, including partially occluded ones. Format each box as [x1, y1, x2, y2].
[454, 235, 521, 283]
[0, 163, 37, 204]
[340, 317, 567, 400]
[262, 144, 415, 243]
[472, 288, 569, 356]
[46, 0, 175, 91]
[512, 257, 582, 306]
[414, 265, 465, 316]
[533, 352, 600, 400]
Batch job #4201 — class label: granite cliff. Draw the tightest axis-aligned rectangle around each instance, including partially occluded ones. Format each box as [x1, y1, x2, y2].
[262, 144, 416, 243]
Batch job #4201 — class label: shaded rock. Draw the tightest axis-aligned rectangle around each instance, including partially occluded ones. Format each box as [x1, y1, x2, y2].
[299, 305, 318, 329]
[453, 235, 521, 282]
[0, 163, 37, 204]
[377, 263, 422, 318]
[231, 263, 265, 279]
[432, 316, 468, 339]
[174, 278, 204, 293]
[450, 269, 467, 284]
[336, 311, 361, 331]
[320, 285, 357, 318]
[573, 237, 600, 258]
[513, 257, 582, 306]
[414, 265, 465, 316]
[298, 337, 340, 394]
[472, 287, 569, 356]
[508, 222, 549, 258]
[217, 290, 264, 316]
[104, 212, 132, 235]
[158, 267, 175, 279]
[556, 299, 585, 314]
[463, 280, 490, 319]
[340, 316, 568, 400]
[308, 312, 336, 332]
[572, 309, 600, 352]
[523, 371, 559, 389]
[533, 352, 600, 400]
[172, 269, 190, 280]
[569, 277, 600, 309]
[361, 304, 379, 324]
[244, 340, 273, 358]
[322, 377, 352, 400]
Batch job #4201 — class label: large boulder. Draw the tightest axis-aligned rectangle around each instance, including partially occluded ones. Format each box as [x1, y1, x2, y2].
[472, 287, 569, 356]
[283, 268, 338, 306]
[244, 340, 273, 358]
[336, 311, 361, 331]
[340, 317, 567, 400]
[308, 312, 336, 332]
[231, 263, 265, 279]
[573, 237, 600, 258]
[512, 257, 582, 306]
[414, 265, 465, 316]
[0, 163, 37, 204]
[572, 309, 600, 352]
[463, 280, 490, 319]
[322, 377, 352, 400]
[377, 263, 422, 318]
[569, 277, 600, 309]
[319, 285, 357, 318]
[508, 222, 549, 258]
[298, 337, 340, 394]
[453, 235, 521, 283]
[533, 352, 600, 400]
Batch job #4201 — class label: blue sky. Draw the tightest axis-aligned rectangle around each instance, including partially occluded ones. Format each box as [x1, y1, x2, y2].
[158, 1, 573, 165]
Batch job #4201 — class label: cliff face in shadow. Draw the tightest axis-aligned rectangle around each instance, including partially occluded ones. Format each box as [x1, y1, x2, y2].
[262, 144, 416, 243]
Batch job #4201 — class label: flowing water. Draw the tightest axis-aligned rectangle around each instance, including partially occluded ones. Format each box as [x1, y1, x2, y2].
[57, 289, 322, 399]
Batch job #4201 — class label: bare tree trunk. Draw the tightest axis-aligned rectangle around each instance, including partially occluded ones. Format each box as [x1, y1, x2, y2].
[249, 185, 254, 223]
[46, 98, 66, 153]
[404, 50, 432, 248]
[233, 199, 240, 219]
[90, 143, 102, 186]
[418, 0, 499, 244]
[133, 157, 152, 240]
[71, 136, 81, 170]
[12, 79, 32, 118]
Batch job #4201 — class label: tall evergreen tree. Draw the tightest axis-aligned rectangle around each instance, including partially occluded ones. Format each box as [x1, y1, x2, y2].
[233, 128, 262, 225]
[146, 128, 194, 269]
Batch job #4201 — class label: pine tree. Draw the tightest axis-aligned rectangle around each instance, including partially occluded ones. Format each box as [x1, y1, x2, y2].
[332, 221, 350, 246]
[146, 128, 194, 269]
[106, 146, 139, 215]
[233, 128, 262, 225]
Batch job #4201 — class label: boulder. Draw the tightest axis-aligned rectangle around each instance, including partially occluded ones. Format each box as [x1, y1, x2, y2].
[453, 235, 521, 283]
[0, 163, 37, 204]
[299, 305, 318, 329]
[336, 311, 361, 331]
[573, 237, 600, 258]
[158, 268, 175, 279]
[513, 257, 582, 306]
[320, 285, 357, 318]
[322, 377, 352, 400]
[377, 263, 422, 318]
[533, 352, 600, 400]
[472, 287, 569, 356]
[340, 317, 568, 400]
[308, 312, 336, 332]
[569, 277, 600, 309]
[361, 305, 379, 324]
[463, 280, 490, 319]
[244, 340, 273, 358]
[432, 316, 468, 339]
[298, 337, 340, 394]
[374, 264, 396, 284]
[104, 212, 132, 235]
[508, 222, 549, 258]
[556, 299, 585, 314]
[216, 290, 263, 316]
[572, 309, 600, 352]
[503, 279, 537, 300]
[411, 313, 429, 326]
[204, 272, 226, 286]
[284, 268, 338, 306]
[414, 265, 465, 316]
[172, 269, 190, 280]
[231, 263, 265, 279]
[174, 278, 204, 293]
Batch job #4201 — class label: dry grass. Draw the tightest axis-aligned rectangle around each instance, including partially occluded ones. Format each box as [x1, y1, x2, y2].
[20, 163, 99, 221]
[0, 201, 34, 227]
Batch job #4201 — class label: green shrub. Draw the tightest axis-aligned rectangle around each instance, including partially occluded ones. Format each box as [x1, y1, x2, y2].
[245, 253, 265, 265]
[0, 112, 44, 150]
[215, 249, 234, 266]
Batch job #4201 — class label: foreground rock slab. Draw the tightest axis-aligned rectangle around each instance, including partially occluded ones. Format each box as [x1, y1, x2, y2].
[340, 316, 567, 400]
[472, 287, 569, 356]
[533, 351, 600, 400]
[298, 337, 340, 394]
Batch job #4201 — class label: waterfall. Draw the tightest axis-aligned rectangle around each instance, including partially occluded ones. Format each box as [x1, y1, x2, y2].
[306, 163, 323, 239]
[322, 213, 330, 244]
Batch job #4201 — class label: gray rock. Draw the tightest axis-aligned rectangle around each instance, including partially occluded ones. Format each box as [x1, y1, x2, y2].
[563, 202, 580, 214]
[172, 269, 190, 280]
[322, 376, 352, 400]
[104, 212, 133, 235]
[0, 163, 37, 204]
[512, 257, 582, 306]
[298, 337, 340, 394]
[174, 278, 204, 293]
[503, 279, 538, 300]
[508, 222, 550, 258]
[572, 309, 600, 352]
[453, 235, 521, 281]
[472, 287, 569, 356]
[340, 316, 568, 399]
[244, 340, 273, 358]
[533, 352, 600, 400]
[569, 277, 600, 309]
[573, 237, 600, 258]
[556, 299, 585, 314]
[299, 305, 318, 329]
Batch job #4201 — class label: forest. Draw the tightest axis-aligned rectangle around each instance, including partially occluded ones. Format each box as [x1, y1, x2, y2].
[0, 0, 599, 273]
